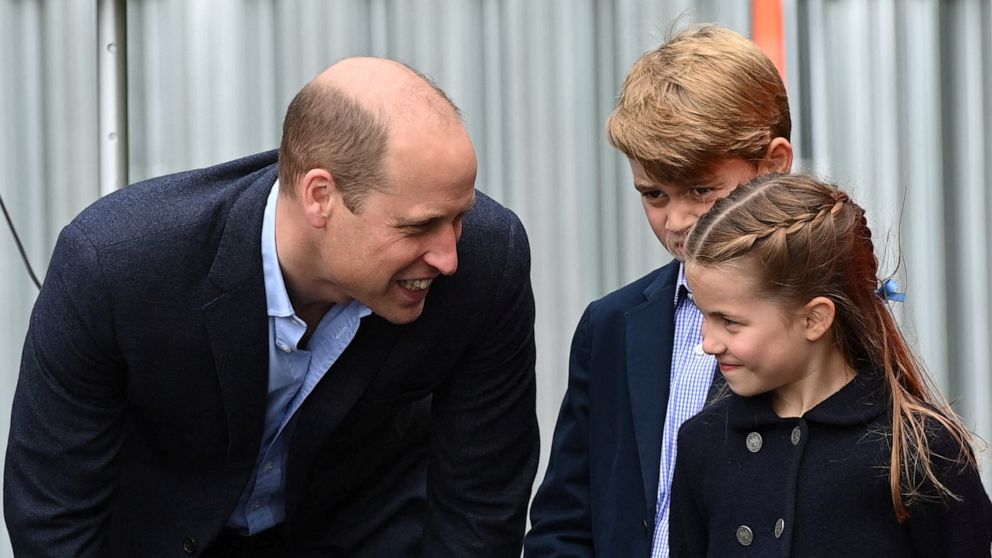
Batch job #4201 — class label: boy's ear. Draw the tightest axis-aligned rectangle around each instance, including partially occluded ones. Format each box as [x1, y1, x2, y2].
[802, 296, 835, 342]
[299, 168, 339, 228]
[758, 137, 794, 174]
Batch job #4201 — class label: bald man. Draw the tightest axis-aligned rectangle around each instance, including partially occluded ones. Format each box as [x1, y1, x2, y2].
[5, 58, 539, 557]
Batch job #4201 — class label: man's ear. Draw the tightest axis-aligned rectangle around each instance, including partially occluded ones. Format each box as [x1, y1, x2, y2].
[802, 296, 835, 342]
[299, 168, 337, 228]
[758, 137, 794, 174]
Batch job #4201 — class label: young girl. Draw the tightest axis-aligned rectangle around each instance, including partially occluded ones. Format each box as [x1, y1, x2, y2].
[669, 174, 992, 557]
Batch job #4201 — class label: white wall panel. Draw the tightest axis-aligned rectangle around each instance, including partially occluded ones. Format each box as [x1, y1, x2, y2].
[1, 1, 990, 553]
[942, 0, 991, 485]
[797, 0, 991, 488]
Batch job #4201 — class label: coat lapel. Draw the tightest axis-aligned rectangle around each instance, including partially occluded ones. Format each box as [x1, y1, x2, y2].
[625, 262, 679, 518]
[283, 314, 401, 515]
[202, 164, 278, 468]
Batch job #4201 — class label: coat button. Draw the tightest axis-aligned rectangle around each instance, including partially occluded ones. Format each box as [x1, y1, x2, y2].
[774, 518, 785, 538]
[745, 432, 763, 453]
[791, 425, 802, 445]
[182, 536, 198, 555]
[736, 525, 754, 546]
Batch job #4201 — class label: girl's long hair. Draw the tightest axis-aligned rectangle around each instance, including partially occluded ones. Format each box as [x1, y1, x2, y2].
[684, 173, 977, 521]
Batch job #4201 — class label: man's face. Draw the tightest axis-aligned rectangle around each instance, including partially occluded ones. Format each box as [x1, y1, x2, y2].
[629, 158, 758, 260]
[320, 122, 478, 324]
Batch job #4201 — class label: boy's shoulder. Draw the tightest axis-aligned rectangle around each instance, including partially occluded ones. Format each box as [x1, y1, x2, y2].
[586, 260, 680, 315]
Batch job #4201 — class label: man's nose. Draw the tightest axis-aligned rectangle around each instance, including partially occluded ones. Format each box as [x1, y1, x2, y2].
[424, 225, 459, 276]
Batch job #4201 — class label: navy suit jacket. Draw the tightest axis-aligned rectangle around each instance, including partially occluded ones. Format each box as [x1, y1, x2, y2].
[525, 261, 681, 557]
[4, 151, 539, 557]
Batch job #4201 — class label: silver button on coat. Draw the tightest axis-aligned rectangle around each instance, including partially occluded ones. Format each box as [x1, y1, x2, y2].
[746, 432, 763, 453]
[736, 525, 754, 546]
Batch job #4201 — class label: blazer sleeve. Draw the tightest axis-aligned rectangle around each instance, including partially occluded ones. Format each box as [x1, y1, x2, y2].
[668, 424, 708, 558]
[419, 213, 539, 557]
[905, 427, 992, 557]
[4, 223, 125, 557]
[523, 307, 595, 557]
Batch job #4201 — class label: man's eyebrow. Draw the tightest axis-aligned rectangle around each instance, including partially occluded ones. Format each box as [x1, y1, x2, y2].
[394, 215, 441, 227]
[394, 199, 477, 227]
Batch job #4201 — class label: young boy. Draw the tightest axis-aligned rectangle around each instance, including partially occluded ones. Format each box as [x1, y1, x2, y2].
[525, 24, 794, 557]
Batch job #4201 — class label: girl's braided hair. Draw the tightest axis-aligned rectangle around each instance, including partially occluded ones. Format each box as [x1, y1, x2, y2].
[685, 173, 977, 521]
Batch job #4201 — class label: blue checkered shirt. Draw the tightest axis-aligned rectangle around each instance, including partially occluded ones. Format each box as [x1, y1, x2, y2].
[650, 263, 716, 558]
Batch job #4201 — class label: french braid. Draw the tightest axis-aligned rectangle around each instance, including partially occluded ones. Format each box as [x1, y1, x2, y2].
[684, 173, 978, 521]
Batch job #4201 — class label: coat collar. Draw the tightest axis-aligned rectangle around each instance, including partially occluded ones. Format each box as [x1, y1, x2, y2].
[625, 260, 680, 518]
[726, 369, 889, 430]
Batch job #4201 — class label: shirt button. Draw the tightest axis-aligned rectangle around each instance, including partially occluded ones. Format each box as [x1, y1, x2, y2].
[736, 525, 754, 546]
[791, 425, 802, 445]
[279, 343, 291, 353]
[774, 518, 785, 538]
[745, 432, 763, 453]
[182, 536, 198, 554]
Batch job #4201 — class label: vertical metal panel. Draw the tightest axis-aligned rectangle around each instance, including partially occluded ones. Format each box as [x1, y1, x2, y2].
[97, 0, 128, 195]
[0, 2, 100, 553]
[942, 0, 991, 486]
[782, 0, 802, 162]
[798, 0, 990, 489]
[2, 3, 991, 552]
[867, 0, 902, 270]
[900, 0, 949, 395]
[803, 0, 834, 175]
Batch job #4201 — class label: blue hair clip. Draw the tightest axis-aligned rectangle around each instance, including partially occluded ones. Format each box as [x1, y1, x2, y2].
[877, 278, 906, 303]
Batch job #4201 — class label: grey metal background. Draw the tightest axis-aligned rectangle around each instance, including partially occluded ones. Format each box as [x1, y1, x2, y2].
[0, 0, 989, 552]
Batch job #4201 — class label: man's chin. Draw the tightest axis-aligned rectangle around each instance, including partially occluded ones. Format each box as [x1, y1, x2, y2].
[374, 302, 426, 325]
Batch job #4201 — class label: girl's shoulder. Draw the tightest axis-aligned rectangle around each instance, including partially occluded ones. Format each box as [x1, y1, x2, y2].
[907, 407, 977, 468]
[902, 408, 985, 504]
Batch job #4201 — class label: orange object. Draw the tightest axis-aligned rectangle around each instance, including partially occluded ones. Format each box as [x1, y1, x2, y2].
[752, 0, 787, 83]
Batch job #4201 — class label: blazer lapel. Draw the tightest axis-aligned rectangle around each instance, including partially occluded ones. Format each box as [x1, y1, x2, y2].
[202, 165, 278, 468]
[625, 262, 679, 518]
[283, 314, 401, 515]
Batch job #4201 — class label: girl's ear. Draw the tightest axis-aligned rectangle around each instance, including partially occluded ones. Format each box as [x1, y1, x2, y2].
[803, 296, 835, 342]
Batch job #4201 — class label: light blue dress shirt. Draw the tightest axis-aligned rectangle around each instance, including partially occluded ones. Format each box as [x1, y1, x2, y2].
[226, 180, 371, 534]
[650, 263, 716, 558]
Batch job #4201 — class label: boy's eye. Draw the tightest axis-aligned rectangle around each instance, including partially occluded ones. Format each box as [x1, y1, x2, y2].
[691, 187, 716, 197]
[641, 190, 665, 200]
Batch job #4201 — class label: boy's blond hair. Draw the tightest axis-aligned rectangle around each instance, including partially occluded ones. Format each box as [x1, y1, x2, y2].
[607, 24, 791, 185]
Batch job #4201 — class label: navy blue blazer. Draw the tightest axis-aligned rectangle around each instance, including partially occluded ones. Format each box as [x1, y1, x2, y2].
[525, 261, 681, 557]
[4, 151, 539, 557]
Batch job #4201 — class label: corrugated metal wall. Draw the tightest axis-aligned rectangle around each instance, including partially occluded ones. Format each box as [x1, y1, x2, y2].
[0, 0, 988, 552]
